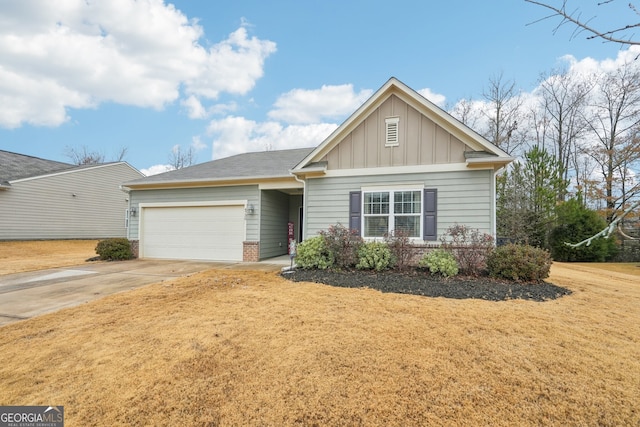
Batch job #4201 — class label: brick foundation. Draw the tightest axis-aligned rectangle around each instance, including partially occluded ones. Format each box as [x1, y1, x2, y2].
[243, 241, 260, 262]
[130, 240, 139, 258]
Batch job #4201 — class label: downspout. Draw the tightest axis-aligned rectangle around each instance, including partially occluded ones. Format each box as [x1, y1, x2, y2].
[291, 172, 306, 242]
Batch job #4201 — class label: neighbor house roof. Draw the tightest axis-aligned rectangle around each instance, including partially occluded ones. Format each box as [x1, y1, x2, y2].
[0, 150, 75, 189]
[123, 147, 315, 189]
[292, 77, 513, 173]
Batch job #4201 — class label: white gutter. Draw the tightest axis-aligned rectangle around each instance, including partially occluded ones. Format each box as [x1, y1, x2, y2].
[291, 171, 307, 242]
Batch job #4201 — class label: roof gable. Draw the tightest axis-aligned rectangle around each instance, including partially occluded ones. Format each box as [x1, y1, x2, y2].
[292, 77, 512, 173]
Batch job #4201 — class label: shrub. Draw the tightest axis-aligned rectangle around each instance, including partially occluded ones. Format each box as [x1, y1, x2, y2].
[295, 236, 333, 269]
[384, 230, 414, 270]
[95, 238, 134, 261]
[549, 198, 618, 262]
[487, 244, 551, 282]
[319, 224, 363, 269]
[356, 241, 393, 271]
[440, 224, 494, 276]
[418, 249, 459, 278]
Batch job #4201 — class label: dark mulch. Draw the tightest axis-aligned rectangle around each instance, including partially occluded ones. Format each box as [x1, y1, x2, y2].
[282, 269, 572, 302]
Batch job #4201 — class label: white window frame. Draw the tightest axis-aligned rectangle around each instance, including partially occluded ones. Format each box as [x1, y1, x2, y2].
[362, 188, 422, 239]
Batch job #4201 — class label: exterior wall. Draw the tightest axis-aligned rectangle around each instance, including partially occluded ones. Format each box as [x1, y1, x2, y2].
[323, 95, 467, 170]
[0, 163, 141, 240]
[128, 185, 259, 242]
[304, 169, 494, 240]
[259, 190, 289, 259]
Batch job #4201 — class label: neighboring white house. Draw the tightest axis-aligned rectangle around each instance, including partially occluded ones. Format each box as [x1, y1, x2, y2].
[0, 150, 144, 240]
[123, 77, 513, 262]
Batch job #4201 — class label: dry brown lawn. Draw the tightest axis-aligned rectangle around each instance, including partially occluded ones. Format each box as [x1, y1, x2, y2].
[0, 240, 100, 274]
[0, 241, 639, 426]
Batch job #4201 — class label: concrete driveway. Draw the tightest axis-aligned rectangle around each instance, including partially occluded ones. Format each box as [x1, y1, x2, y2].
[0, 258, 289, 327]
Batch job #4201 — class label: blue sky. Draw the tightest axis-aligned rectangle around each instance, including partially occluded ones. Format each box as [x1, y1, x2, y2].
[0, 0, 634, 175]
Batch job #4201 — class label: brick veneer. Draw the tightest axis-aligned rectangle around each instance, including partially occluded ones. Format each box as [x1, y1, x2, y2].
[130, 240, 139, 258]
[243, 241, 260, 262]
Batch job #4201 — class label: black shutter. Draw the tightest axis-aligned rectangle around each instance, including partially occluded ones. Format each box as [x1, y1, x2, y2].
[349, 191, 361, 233]
[423, 188, 437, 241]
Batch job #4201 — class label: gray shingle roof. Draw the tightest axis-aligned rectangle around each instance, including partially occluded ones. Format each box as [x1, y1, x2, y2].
[125, 147, 315, 186]
[0, 150, 75, 185]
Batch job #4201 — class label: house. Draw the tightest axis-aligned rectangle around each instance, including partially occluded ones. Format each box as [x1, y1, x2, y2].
[0, 150, 144, 240]
[122, 77, 513, 262]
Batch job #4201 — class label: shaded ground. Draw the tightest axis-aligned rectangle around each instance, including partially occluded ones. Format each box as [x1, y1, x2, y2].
[285, 268, 572, 301]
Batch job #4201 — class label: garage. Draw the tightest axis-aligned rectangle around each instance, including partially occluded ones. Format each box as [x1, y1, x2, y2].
[139, 204, 245, 261]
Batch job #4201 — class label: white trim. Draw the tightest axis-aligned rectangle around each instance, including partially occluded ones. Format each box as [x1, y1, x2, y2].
[361, 183, 424, 192]
[259, 180, 304, 190]
[320, 162, 476, 178]
[138, 200, 247, 208]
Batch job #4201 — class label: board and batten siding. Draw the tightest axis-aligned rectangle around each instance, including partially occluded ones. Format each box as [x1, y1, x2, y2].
[127, 185, 259, 241]
[0, 162, 141, 240]
[259, 190, 289, 259]
[304, 169, 494, 240]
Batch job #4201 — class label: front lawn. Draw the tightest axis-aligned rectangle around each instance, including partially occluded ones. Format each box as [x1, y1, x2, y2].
[0, 263, 639, 425]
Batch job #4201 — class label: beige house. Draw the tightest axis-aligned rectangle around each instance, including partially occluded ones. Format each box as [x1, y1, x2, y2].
[123, 78, 513, 262]
[0, 150, 143, 240]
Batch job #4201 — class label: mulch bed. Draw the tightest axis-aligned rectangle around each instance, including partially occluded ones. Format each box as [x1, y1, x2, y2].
[283, 269, 572, 302]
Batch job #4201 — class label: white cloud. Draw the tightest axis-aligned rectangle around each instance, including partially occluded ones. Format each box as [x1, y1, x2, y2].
[207, 116, 337, 159]
[268, 84, 372, 124]
[417, 88, 447, 107]
[181, 96, 207, 119]
[0, 0, 276, 128]
[140, 164, 175, 176]
[191, 135, 207, 151]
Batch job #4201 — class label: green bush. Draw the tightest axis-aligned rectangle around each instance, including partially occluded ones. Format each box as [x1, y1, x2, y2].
[418, 249, 459, 278]
[487, 244, 551, 282]
[295, 236, 334, 269]
[549, 198, 618, 262]
[95, 238, 134, 261]
[356, 241, 393, 271]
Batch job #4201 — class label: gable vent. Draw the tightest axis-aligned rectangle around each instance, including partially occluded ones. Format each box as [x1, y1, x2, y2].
[385, 117, 399, 146]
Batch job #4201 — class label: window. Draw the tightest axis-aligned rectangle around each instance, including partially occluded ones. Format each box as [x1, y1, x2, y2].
[350, 188, 437, 241]
[385, 117, 399, 146]
[363, 190, 421, 237]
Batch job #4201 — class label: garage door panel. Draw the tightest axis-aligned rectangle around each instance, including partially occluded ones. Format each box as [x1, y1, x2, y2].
[141, 205, 244, 261]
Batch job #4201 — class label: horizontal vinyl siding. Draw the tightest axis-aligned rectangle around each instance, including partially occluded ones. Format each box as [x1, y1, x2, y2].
[0, 163, 141, 240]
[128, 185, 259, 241]
[259, 190, 289, 259]
[305, 169, 494, 239]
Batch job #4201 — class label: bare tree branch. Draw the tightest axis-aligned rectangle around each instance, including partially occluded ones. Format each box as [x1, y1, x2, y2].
[525, 0, 640, 46]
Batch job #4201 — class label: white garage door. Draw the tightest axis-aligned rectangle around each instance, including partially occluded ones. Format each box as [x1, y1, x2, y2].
[140, 205, 245, 261]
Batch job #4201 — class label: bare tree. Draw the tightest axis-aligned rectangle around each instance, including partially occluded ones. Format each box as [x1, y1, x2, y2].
[583, 62, 640, 223]
[64, 146, 105, 165]
[64, 145, 129, 165]
[525, 0, 640, 46]
[535, 68, 594, 201]
[480, 73, 524, 155]
[168, 145, 197, 170]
